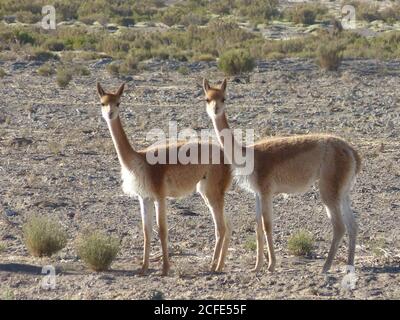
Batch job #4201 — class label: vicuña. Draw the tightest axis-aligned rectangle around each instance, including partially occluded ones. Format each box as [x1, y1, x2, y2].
[97, 82, 232, 275]
[203, 78, 361, 273]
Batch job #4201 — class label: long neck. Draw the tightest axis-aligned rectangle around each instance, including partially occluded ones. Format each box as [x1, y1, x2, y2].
[106, 116, 138, 168]
[211, 112, 243, 166]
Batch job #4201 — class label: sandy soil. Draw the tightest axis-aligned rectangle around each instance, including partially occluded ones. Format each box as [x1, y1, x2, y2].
[0, 57, 399, 299]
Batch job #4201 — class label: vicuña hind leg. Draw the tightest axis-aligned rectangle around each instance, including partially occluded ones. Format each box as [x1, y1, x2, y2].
[260, 193, 276, 272]
[155, 199, 170, 276]
[253, 194, 265, 272]
[342, 195, 358, 267]
[138, 197, 154, 275]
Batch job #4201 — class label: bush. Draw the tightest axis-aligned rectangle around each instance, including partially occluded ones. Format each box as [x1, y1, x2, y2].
[288, 230, 314, 257]
[317, 42, 343, 71]
[37, 63, 55, 76]
[106, 62, 121, 76]
[23, 215, 67, 257]
[56, 68, 73, 88]
[32, 50, 59, 62]
[218, 49, 255, 76]
[77, 230, 120, 271]
[74, 64, 90, 76]
[0, 68, 6, 78]
[284, 3, 328, 25]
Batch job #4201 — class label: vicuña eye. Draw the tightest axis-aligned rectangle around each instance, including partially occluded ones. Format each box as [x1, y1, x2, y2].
[101, 103, 105, 106]
[116, 103, 120, 107]
[206, 98, 211, 103]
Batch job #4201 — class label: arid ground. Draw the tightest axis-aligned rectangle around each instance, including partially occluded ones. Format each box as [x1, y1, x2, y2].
[0, 57, 399, 299]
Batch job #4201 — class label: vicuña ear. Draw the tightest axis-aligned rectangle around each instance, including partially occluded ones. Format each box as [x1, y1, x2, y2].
[203, 78, 210, 95]
[220, 78, 227, 93]
[97, 82, 106, 97]
[116, 83, 125, 96]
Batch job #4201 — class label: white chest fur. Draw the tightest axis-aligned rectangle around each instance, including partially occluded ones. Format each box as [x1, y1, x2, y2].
[120, 162, 152, 198]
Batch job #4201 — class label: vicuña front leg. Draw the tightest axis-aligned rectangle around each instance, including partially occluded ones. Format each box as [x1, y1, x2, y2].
[155, 199, 170, 276]
[139, 197, 154, 275]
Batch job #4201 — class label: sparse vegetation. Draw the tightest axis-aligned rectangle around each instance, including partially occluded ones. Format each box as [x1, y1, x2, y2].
[2, 288, 15, 300]
[0, 68, 6, 78]
[77, 230, 120, 272]
[288, 230, 314, 257]
[0, 242, 6, 253]
[317, 41, 343, 71]
[56, 68, 73, 88]
[23, 215, 67, 257]
[244, 237, 257, 251]
[218, 49, 255, 76]
[284, 3, 328, 25]
[37, 63, 55, 76]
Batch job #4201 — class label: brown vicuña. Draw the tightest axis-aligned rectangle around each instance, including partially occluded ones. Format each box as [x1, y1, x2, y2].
[203, 78, 361, 273]
[97, 82, 232, 275]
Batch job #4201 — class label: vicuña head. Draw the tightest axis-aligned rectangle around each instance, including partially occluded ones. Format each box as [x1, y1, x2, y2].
[203, 78, 227, 118]
[97, 82, 125, 121]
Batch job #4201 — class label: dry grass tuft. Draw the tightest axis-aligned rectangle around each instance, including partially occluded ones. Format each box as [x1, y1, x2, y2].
[23, 215, 67, 257]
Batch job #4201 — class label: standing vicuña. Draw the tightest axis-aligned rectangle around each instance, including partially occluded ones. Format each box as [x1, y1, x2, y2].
[97, 82, 232, 275]
[203, 78, 361, 273]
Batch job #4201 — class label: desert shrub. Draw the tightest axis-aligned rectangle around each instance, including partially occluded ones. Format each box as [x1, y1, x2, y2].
[56, 68, 73, 88]
[37, 63, 55, 76]
[44, 39, 65, 52]
[106, 62, 121, 76]
[77, 230, 120, 271]
[235, 0, 279, 23]
[317, 42, 343, 71]
[218, 49, 255, 76]
[356, 2, 381, 22]
[32, 50, 59, 62]
[380, 3, 400, 24]
[0, 242, 5, 253]
[0, 68, 6, 78]
[14, 30, 36, 45]
[284, 3, 328, 25]
[15, 10, 41, 23]
[74, 64, 90, 76]
[23, 215, 67, 257]
[192, 53, 215, 62]
[288, 230, 314, 257]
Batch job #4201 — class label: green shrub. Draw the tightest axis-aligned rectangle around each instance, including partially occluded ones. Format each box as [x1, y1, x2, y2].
[0, 68, 6, 78]
[218, 49, 255, 76]
[56, 68, 73, 88]
[317, 42, 343, 71]
[37, 63, 55, 76]
[23, 215, 67, 257]
[15, 30, 36, 45]
[284, 3, 328, 25]
[288, 230, 314, 257]
[77, 230, 120, 271]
